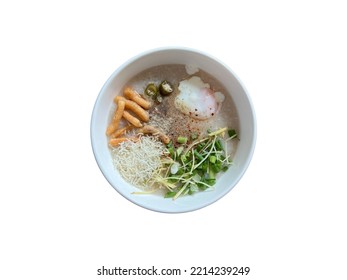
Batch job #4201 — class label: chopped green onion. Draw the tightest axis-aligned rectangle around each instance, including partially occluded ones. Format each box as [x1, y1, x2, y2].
[177, 136, 188, 144]
[209, 155, 217, 164]
[170, 162, 180, 174]
[211, 161, 222, 173]
[194, 149, 204, 161]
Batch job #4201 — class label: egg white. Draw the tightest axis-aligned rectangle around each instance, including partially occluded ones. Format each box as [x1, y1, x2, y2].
[175, 76, 219, 120]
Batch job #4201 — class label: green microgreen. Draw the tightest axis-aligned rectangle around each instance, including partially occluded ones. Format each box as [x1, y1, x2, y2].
[152, 127, 237, 199]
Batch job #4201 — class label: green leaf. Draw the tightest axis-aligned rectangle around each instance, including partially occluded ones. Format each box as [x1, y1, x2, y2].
[228, 129, 237, 138]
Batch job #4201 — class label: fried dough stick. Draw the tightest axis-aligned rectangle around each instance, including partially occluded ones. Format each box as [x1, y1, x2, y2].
[110, 125, 133, 138]
[106, 100, 125, 136]
[140, 125, 170, 144]
[123, 111, 142, 127]
[109, 137, 138, 147]
[114, 96, 149, 122]
[123, 87, 151, 109]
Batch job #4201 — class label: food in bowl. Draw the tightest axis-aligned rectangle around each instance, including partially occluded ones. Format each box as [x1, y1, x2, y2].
[106, 64, 239, 199]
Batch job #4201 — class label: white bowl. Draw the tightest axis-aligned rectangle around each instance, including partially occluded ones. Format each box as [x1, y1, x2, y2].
[91, 47, 256, 213]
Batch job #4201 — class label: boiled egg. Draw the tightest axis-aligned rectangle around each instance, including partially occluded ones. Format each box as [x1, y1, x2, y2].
[175, 76, 223, 120]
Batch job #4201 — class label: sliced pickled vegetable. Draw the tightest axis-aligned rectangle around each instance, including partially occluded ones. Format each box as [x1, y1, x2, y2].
[159, 80, 174, 96]
[145, 83, 158, 97]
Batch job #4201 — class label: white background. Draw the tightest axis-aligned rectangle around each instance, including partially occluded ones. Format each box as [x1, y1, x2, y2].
[1, 1, 346, 279]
